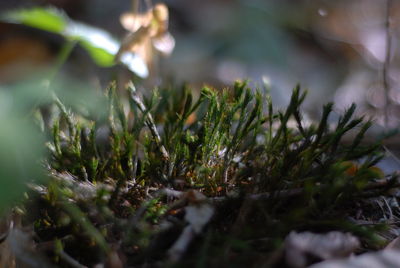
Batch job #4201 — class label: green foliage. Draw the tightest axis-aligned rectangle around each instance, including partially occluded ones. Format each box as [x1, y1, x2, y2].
[0, 71, 107, 214]
[1, 7, 122, 68]
[24, 81, 396, 266]
[79, 39, 116, 67]
[0, 86, 46, 214]
[63, 21, 119, 67]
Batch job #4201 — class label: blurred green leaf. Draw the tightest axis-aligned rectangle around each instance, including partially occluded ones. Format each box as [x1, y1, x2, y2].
[0, 110, 45, 214]
[0, 7, 151, 76]
[0, 72, 109, 215]
[1, 7, 119, 69]
[1, 7, 67, 33]
[0, 85, 47, 214]
[64, 21, 119, 67]
[10, 72, 108, 119]
[78, 40, 116, 67]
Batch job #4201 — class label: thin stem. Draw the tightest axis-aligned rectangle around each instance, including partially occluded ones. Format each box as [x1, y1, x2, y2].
[132, 0, 139, 14]
[31, 39, 76, 124]
[383, 0, 393, 127]
[48, 39, 77, 83]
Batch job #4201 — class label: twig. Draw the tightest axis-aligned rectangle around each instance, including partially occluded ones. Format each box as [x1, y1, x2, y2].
[211, 179, 399, 203]
[211, 188, 303, 203]
[383, 145, 400, 166]
[382, 196, 394, 220]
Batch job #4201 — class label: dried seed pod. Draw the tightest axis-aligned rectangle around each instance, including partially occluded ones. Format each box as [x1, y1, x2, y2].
[116, 2, 175, 78]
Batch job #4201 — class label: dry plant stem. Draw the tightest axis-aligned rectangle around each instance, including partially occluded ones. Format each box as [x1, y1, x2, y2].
[383, 0, 393, 127]
[211, 179, 399, 203]
[211, 188, 303, 203]
[58, 250, 87, 268]
[382, 196, 394, 220]
[168, 225, 196, 262]
[128, 84, 170, 161]
[383, 145, 400, 166]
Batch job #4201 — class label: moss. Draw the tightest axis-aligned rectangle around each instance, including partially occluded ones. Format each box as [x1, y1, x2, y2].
[22, 81, 398, 266]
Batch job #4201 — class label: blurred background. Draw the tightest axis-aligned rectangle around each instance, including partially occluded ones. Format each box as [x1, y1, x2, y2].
[1, 0, 400, 126]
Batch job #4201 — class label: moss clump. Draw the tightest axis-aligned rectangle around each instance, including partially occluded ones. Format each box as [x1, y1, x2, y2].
[18, 81, 398, 266]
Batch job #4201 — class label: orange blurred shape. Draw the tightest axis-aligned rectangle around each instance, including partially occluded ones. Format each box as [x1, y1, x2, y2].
[0, 36, 52, 83]
[344, 161, 358, 176]
[185, 113, 196, 125]
[168, 209, 181, 215]
[343, 161, 384, 178]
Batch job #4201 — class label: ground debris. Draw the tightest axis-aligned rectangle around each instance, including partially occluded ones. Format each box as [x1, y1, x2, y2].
[284, 231, 360, 268]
